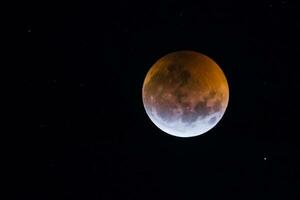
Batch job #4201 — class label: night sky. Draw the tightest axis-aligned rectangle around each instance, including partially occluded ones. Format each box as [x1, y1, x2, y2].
[18, 0, 300, 199]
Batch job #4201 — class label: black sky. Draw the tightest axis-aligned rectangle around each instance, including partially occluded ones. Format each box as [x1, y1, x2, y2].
[17, 0, 300, 199]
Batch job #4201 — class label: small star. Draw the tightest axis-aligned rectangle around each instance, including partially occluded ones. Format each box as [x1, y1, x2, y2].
[28, 29, 31, 33]
[269, 4, 273, 8]
[264, 157, 267, 160]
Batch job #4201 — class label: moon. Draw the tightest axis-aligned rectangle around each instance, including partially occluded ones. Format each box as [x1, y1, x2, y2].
[142, 50, 229, 137]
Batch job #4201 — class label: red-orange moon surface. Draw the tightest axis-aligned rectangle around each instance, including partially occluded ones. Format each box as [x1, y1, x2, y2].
[142, 51, 229, 137]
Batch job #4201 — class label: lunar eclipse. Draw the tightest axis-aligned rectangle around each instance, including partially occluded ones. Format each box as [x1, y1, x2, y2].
[142, 51, 229, 137]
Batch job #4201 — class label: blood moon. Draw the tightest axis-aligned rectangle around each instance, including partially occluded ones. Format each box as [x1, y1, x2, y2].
[142, 51, 229, 137]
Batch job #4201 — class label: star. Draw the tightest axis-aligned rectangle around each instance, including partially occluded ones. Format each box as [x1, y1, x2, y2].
[264, 157, 267, 161]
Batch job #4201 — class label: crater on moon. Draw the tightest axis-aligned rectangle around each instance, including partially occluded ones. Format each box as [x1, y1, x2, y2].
[142, 51, 229, 137]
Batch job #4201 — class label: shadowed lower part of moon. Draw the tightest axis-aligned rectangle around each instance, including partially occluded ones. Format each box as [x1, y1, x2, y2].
[142, 51, 229, 137]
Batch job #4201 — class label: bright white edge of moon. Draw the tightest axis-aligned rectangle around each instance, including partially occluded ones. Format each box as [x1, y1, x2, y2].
[145, 107, 226, 138]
